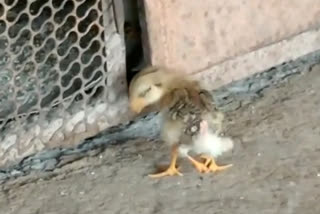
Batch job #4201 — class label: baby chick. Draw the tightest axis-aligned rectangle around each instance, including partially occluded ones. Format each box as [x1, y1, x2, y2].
[129, 66, 233, 178]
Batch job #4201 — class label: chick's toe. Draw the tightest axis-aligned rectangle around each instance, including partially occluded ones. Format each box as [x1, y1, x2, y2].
[149, 145, 183, 178]
[200, 155, 232, 172]
[148, 165, 183, 178]
[187, 155, 209, 173]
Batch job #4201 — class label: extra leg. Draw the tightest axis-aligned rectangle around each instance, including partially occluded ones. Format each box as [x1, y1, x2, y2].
[149, 145, 183, 178]
[199, 120, 232, 173]
[200, 155, 232, 172]
[187, 155, 209, 173]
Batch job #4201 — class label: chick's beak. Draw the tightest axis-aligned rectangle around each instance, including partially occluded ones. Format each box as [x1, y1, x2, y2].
[130, 97, 146, 114]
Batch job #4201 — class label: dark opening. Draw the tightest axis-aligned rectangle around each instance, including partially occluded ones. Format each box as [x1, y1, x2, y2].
[122, 0, 145, 85]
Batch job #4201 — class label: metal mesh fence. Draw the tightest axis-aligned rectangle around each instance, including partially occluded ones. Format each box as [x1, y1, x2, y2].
[0, 0, 128, 166]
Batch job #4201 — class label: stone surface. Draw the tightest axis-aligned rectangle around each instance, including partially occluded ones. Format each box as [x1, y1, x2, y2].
[87, 103, 107, 125]
[74, 123, 86, 134]
[42, 119, 63, 142]
[65, 111, 85, 133]
[2, 135, 17, 151]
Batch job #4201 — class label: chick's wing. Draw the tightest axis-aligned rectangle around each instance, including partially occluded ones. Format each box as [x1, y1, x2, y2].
[164, 87, 207, 141]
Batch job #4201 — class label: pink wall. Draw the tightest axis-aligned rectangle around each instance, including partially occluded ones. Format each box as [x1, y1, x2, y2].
[142, 0, 320, 88]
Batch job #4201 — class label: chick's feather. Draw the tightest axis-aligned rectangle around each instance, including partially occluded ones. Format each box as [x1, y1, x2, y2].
[159, 85, 231, 157]
[129, 66, 233, 158]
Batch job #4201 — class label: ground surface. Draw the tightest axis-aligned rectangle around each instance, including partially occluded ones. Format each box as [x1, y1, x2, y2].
[1, 66, 320, 214]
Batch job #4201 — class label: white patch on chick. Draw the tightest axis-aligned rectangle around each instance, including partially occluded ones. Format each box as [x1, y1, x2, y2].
[178, 120, 234, 158]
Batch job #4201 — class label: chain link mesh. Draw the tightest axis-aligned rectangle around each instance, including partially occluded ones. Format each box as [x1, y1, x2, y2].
[0, 0, 128, 166]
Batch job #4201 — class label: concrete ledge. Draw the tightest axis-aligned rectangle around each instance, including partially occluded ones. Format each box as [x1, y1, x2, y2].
[193, 27, 320, 90]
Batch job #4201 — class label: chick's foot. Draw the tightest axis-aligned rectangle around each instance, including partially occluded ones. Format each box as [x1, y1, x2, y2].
[149, 165, 183, 178]
[200, 155, 232, 172]
[149, 145, 183, 178]
[187, 155, 210, 173]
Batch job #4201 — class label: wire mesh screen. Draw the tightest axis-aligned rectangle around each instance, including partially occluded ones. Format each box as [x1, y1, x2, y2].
[0, 0, 128, 166]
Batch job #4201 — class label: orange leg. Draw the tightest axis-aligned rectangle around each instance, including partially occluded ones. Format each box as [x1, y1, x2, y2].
[198, 121, 232, 173]
[187, 155, 209, 173]
[149, 145, 183, 178]
[200, 155, 232, 172]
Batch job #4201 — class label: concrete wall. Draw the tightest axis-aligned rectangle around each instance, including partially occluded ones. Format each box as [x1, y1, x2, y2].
[142, 0, 320, 89]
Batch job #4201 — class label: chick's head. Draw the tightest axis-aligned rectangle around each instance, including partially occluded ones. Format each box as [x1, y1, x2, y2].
[128, 66, 175, 114]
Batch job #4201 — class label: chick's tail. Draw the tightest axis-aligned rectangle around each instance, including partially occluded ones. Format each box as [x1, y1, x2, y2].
[198, 120, 234, 156]
[195, 120, 233, 173]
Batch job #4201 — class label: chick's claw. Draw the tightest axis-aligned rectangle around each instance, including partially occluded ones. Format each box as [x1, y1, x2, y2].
[207, 162, 232, 172]
[200, 155, 232, 172]
[148, 165, 183, 178]
[149, 144, 183, 178]
[187, 155, 209, 173]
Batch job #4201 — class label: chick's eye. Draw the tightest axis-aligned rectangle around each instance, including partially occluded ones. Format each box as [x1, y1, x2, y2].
[139, 87, 151, 97]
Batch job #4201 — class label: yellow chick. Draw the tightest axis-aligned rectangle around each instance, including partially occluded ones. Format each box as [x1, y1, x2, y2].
[129, 66, 233, 178]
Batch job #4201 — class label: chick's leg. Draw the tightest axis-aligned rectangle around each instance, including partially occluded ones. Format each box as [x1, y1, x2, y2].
[200, 155, 232, 172]
[149, 145, 183, 178]
[199, 120, 232, 172]
[187, 155, 209, 173]
[184, 120, 211, 173]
